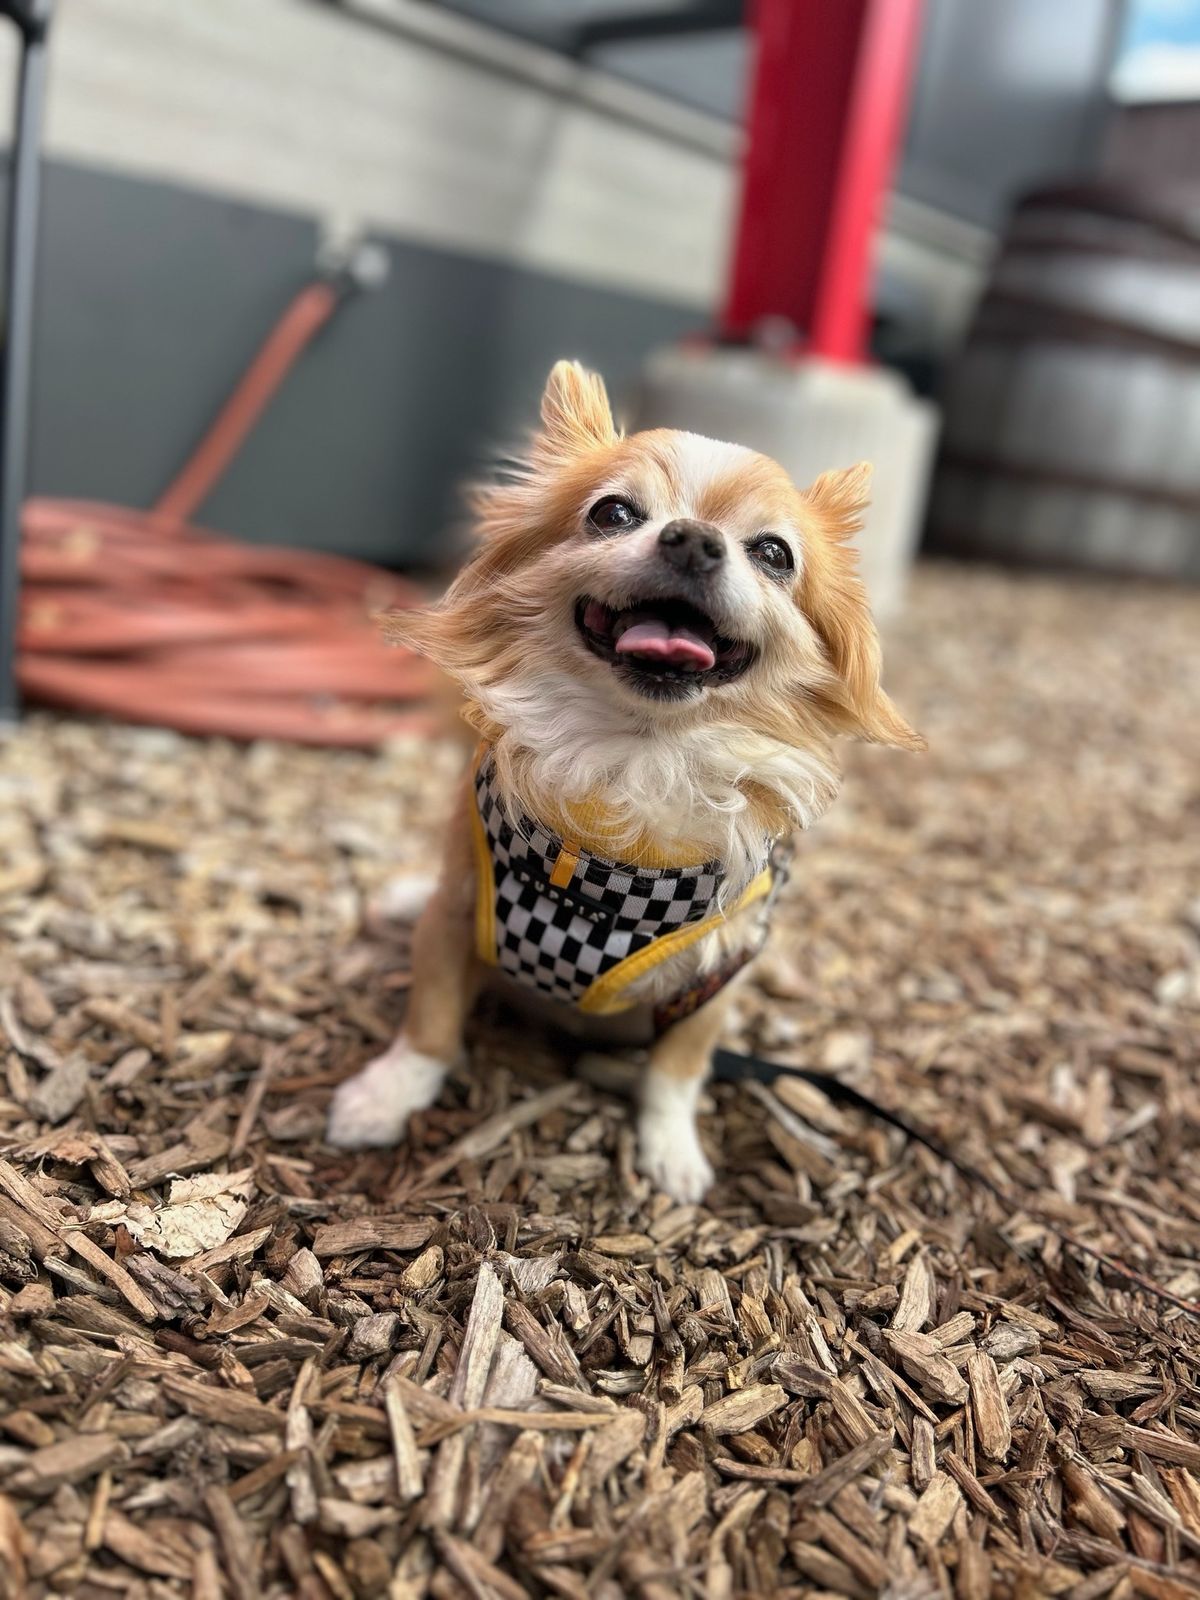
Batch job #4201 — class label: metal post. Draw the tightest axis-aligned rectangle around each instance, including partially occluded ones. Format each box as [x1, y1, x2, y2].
[722, 0, 923, 363]
[0, 1, 52, 723]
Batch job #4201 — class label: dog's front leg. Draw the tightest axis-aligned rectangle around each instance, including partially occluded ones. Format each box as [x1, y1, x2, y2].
[327, 796, 478, 1149]
[637, 986, 736, 1203]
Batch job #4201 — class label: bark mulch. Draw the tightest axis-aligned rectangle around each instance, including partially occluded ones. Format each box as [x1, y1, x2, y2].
[1, 562, 1198, 1599]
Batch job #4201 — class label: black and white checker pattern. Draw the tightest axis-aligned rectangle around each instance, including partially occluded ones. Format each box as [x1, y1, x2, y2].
[475, 758, 736, 1007]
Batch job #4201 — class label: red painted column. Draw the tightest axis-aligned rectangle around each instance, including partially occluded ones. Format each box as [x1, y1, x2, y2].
[723, 0, 924, 364]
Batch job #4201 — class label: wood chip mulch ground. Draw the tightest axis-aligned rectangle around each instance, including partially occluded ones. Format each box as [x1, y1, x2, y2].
[1, 561, 1199, 1600]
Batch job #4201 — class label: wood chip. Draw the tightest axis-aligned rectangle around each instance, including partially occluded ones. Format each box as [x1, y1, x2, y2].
[911, 1415, 937, 1492]
[892, 1253, 936, 1333]
[505, 1299, 586, 1390]
[966, 1349, 1012, 1460]
[425, 1260, 505, 1528]
[399, 1244, 444, 1292]
[64, 1230, 158, 1323]
[384, 1378, 424, 1502]
[908, 1472, 964, 1547]
[591, 1232, 654, 1258]
[25, 1055, 91, 1123]
[204, 1485, 260, 1600]
[701, 1384, 787, 1436]
[101, 1510, 194, 1580]
[1123, 1427, 1200, 1472]
[435, 1531, 530, 1600]
[415, 1082, 580, 1186]
[794, 1432, 896, 1508]
[9, 1433, 125, 1493]
[311, 1218, 433, 1257]
[347, 1312, 400, 1360]
[162, 1375, 284, 1434]
[884, 1330, 969, 1406]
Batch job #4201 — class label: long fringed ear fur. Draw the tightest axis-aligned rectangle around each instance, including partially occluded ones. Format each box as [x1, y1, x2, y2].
[464, 359, 619, 541]
[799, 462, 925, 752]
[379, 361, 618, 678]
[534, 360, 618, 462]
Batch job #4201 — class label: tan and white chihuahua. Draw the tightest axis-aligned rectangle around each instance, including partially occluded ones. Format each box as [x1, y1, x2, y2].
[327, 361, 921, 1200]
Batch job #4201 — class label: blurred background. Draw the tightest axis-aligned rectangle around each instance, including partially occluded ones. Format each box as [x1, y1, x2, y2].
[1, 0, 1199, 738]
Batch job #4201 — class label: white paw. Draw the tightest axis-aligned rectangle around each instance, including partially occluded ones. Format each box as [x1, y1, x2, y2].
[326, 1039, 449, 1149]
[370, 873, 439, 924]
[637, 1109, 714, 1203]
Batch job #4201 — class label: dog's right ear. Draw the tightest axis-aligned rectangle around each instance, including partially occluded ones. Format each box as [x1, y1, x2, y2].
[799, 463, 925, 752]
[535, 360, 617, 461]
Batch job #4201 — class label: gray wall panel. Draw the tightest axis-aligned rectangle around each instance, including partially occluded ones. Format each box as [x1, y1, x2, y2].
[10, 159, 695, 565]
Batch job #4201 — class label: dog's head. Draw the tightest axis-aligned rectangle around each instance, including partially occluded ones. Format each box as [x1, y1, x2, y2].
[387, 361, 922, 757]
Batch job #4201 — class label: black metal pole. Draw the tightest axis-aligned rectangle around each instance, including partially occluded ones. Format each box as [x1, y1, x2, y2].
[0, 1, 52, 723]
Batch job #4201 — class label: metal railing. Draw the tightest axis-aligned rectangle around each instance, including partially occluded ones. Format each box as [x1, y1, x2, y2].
[0, 0, 52, 721]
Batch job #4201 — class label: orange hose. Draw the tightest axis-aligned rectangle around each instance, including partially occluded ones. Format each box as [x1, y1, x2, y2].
[153, 281, 339, 524]
[18, 280, 438, 747]
[21, 655, 436, 747]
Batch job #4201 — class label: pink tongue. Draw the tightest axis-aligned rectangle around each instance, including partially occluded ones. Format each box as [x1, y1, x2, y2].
[615, 617, 716, 670]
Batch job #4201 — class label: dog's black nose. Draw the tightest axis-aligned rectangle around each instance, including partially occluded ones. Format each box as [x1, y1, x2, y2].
[658, 519, 725, 575]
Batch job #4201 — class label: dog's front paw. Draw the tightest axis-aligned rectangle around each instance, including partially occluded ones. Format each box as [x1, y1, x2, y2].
[326, 1039, 448, 1149]
[637, 1109, 714, 1203]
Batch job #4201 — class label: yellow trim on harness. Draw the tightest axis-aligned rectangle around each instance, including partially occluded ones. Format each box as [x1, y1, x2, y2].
[469, 794, 498, 964]
[549, 843, 581, 889]
[548, 797, 711, 869]
[576, 865, 774, 1016]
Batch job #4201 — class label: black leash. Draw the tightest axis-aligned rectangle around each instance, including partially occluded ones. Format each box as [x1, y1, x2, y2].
[714, 1047, 952, 1148]
[711, 1048, 1200, 1321]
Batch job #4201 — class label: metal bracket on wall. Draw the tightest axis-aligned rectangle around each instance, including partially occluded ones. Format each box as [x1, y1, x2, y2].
[0, 0, 53, 721]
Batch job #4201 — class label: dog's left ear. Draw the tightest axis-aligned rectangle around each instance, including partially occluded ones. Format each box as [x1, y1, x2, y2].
[799, 462, 925, 751]
[535, 360, 617, 460]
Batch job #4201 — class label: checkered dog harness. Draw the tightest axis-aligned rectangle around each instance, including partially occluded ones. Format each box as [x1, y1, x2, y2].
[470, 751, 783, 1026]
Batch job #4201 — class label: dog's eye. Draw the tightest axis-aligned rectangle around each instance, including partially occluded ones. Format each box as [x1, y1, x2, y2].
[588, 496, 641, 535]
[748, 535, 794, 576]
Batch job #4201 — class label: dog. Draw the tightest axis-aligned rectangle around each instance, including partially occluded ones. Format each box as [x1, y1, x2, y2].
[326, 360, 922, 1200]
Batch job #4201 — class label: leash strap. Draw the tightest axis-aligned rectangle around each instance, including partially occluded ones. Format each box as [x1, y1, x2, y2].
[711, 1048, 1200, 1320]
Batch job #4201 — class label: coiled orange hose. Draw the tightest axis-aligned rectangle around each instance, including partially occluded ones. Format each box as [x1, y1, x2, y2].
[17, 280, 435, 746]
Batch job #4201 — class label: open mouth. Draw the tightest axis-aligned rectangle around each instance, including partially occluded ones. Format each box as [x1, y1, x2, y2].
[575, 596, 755, 698]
